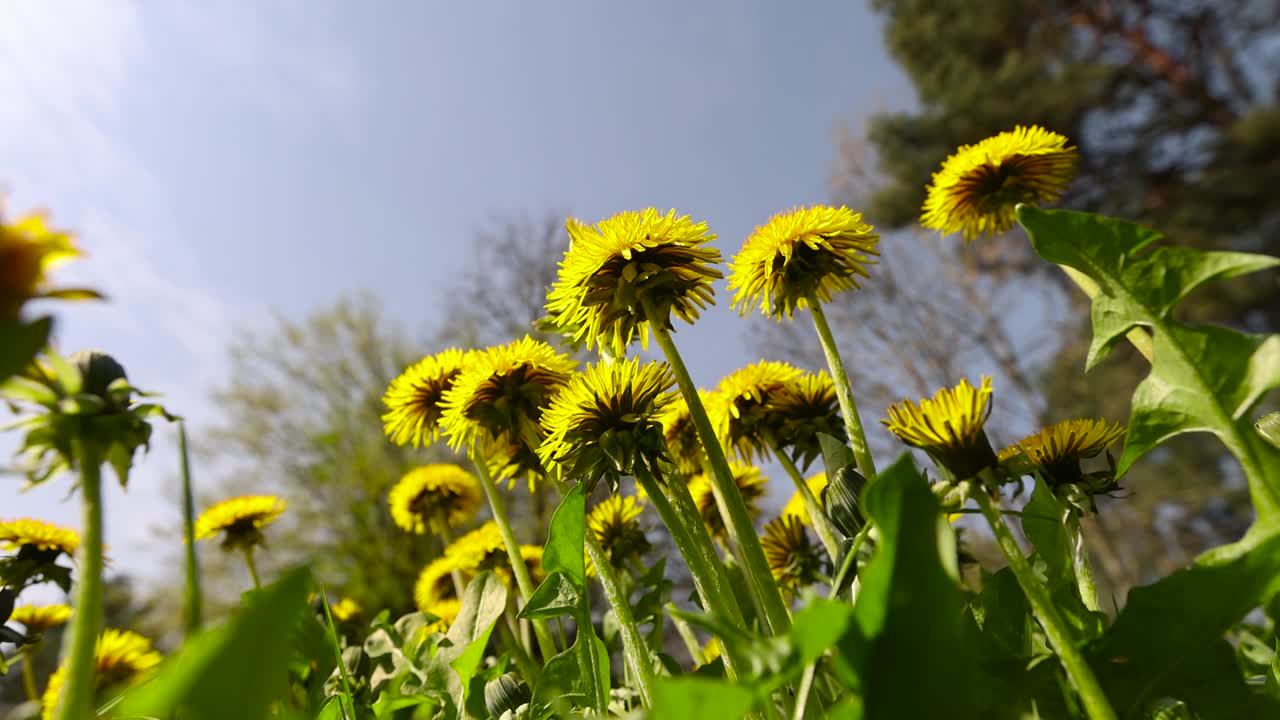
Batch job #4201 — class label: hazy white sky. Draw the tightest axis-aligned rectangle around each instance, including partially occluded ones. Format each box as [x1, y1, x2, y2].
[1, 1, 910, 589]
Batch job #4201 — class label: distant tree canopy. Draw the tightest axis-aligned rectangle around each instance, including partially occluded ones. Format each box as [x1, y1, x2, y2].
[867, 0, 1280, 323]
[752, 0, 1280, 604]
[192, 213, 569, 619]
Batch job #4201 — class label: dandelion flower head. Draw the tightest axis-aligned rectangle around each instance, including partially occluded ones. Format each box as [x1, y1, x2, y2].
[545, 209, 723, 356]
[999, 418, 1125, 487]
[883, 377, 997, 480]
[194, 495, 286, 551]
[922, 126, 1077, 241]
[538, 358, 675, 487]
[761, 515, 826, 592]
[9, 604, 72, 633]
[0, 519, 79, 556]
[383, 348, 470, 447]
[730, 205, 879, 318]
[388, 464, 483, 534]
[708, 361, 804, 463]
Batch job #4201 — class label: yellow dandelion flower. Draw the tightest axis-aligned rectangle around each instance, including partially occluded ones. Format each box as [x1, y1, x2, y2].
[443, 521, 509, 575]
[687, 465, 767, 540]
[708, 361, 804, 463]
[586, 496, 650, 573]
[45, 627, 165, 717]
[761, 515, 826, 592]
[382, 348, 471, 447]
[9, 604, 72, 633]
[441, 337, 576, 478]
[999, 418, 1125, 487]
[922, 126, 1078, 241]
[883, 377, 997, 481]
[194, 495, 286, 550]
[730, 205, 880, 319]
[0, 205, 88, 321]
[537, 358, 675, 486]
[700, 637, 721, 667]
[95, 628, 162, 679]
[415, 556, 463, 612]
[424, 597, 462, 634]
[388, 464, 483, 535]
[657, 391, 709, 478]
[329, 597, 362, 623]
[0, 519, 79, 556]
[782, 472, 829, 526]
[769, 371, 845, 470]
[545, 208, 723, 356]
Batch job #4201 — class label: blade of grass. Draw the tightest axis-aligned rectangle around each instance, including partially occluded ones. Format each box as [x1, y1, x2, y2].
[179, 422, 203, 635]
[319, 586, 356, 720]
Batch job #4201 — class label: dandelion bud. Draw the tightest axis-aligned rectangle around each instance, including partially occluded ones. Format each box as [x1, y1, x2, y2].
[1257, 412, 1280, 450]
[69, 349, 127, 402]
[824, 465, 865, 538]
[484, 673, 531, 719]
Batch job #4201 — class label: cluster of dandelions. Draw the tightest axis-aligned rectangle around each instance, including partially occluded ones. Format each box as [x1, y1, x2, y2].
[363, 123, 1131, 713]
[0, 123, 1129, 720]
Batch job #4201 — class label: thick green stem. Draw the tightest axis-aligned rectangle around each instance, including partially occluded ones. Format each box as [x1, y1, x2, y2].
[54, 438, 105, 720]
[642, 299, 792, 636]
[21, 643, 39, 701]
[242, 546, 262, 589]
[470, 457, 560, 662]
[764, 433, 842, 561]
[975, 490, 1116, 720]
[576, 542, 611, 714]
[178, 423, 203, 635]
[634, 466, 744, 679]
[807, 296, 877, 481]
[1061, 506, 1101, 613]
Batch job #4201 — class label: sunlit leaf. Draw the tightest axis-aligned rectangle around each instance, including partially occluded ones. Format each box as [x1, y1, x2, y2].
[1018, 205, 1280, 521]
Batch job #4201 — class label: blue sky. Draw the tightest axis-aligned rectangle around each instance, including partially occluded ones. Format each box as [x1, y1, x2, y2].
[1, 1, 910, 587]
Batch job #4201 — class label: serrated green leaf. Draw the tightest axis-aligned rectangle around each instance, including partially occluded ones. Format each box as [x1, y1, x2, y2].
[1018, 206, 1280, 520]
[428, 572, 507, 715]
[518, 571, 581, 620]
[543, 482, 586, 585]
[1089, 530, 1280, 718]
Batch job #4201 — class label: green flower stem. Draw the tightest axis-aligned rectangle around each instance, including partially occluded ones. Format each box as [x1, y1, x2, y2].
[547, 476, 656, 708]
[807, 295, 878, 481]
[1061, 505, 1101, 612]
[54, 438, 105, 720]
[634, 465, 745, 679]
[975, 487, 1116, 720]
[470, 456, 560, 662]
[242, 547, 262, 589]
[1058, 265, 1153, 362]
[642, 298, 793, 636]
[21, 643, 39, 702]
[764, 433, 842, 561]
[178, 423, 203, 635]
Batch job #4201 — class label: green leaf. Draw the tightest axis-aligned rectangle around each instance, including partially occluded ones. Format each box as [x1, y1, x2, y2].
[1018, 206, 1280, 520]
[423, 571, 508, 717]
[1089, 530, 1280, 718]
[118, 566, 313, 720]
[790, 599, 856, 665]
[649, 677, 756, 720]
[819, 432, 857, 477]
[0, 317, 51, 385]
[542, 482, 586, 586]
[847, 453, 1001, 718]
[518, 571, 581, 620]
